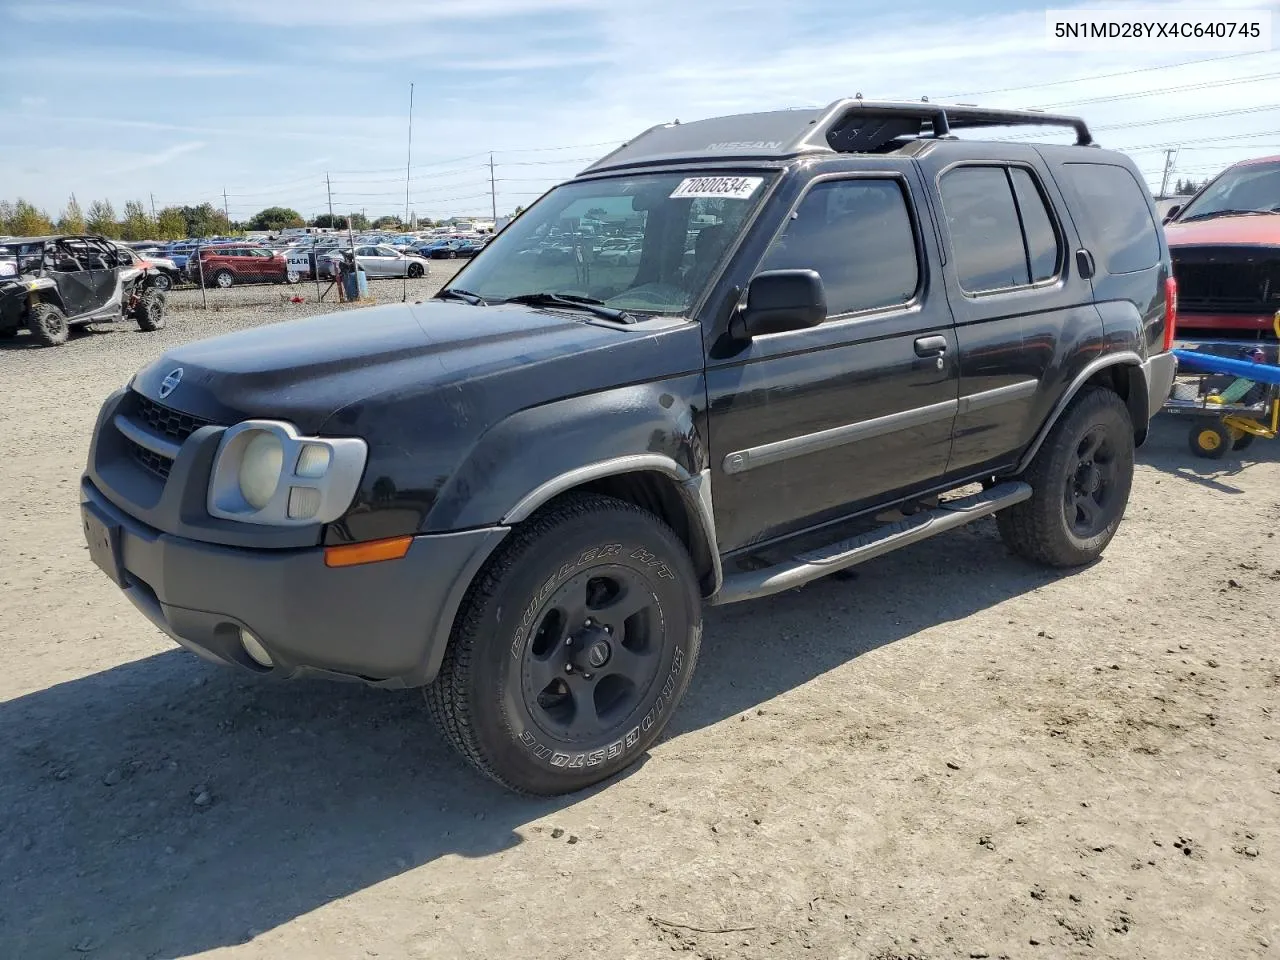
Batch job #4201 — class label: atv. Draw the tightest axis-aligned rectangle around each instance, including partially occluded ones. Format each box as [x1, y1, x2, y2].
[0, 234, 168, 347]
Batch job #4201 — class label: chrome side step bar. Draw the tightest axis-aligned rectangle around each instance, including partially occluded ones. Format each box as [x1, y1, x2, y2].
[710, 481, 1032, 605]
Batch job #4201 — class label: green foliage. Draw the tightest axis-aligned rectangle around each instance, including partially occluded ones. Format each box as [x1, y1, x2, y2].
[372, 215, 403, 229]
[86, 199, 120, 238]
[180, 203, 232, 238]
[155, 207, 188, 241]
[120, 200, 156, 241]
[248, 206, 304, 231]
[311, 212, 369, 231]
[57, 195, 86, 233]
[7, 198, 56, 236]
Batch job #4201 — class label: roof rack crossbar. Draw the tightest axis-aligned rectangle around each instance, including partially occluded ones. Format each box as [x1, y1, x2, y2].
[817, 100, 1093, 150]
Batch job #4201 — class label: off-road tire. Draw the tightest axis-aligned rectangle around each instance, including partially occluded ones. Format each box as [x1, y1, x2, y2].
[997, 386, 1134, 568]
[425, 493, 702, 795]
[28, 302, 69, 347]
[0, 327, 17, 339]
[1232, 430, 1256, 452]
[132, 288, 166, 332]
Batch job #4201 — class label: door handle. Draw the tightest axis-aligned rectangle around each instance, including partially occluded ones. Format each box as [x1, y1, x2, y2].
[914, 335, 948, 357]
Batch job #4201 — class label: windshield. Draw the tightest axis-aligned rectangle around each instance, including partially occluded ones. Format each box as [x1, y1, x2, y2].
[1176, 160, 1280, 220]
[444, 171, 771, 315]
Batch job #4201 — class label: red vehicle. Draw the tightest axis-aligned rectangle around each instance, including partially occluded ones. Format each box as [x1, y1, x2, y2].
[1163, 155, 1280, 340]
[188, 244, 300, 289]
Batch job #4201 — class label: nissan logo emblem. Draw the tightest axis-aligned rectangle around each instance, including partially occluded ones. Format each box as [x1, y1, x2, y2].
[158, 367, 183, 399]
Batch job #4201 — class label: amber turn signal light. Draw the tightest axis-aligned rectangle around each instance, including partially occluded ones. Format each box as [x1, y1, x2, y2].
[323, 535, 413, 568]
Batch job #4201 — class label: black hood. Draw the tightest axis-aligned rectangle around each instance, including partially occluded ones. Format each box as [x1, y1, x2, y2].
[131, 300, 702, 434]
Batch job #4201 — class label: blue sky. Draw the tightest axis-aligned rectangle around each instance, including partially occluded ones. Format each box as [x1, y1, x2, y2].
[2, 0, 1278, 223]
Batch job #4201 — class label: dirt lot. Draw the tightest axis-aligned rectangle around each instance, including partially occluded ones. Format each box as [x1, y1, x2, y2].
[1, 273, 1277, 960]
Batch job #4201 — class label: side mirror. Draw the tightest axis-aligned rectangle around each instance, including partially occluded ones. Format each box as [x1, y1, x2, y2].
[1162, 204, 1182, 224]
[732, 269, 827, 339]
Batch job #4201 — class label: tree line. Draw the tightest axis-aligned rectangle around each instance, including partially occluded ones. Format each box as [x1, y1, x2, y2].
[1172, 178, 1208, 196]
[1, 196, 453, 242]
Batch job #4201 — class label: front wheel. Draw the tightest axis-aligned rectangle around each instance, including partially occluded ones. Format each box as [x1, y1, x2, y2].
[407, 262, 424, 278]
[285, 270, 301, 285]
[213, 269, 234, 289]
[997, 386, 1135, 568]
[425, 493, 702, 795]
[150, 273, 173, 292]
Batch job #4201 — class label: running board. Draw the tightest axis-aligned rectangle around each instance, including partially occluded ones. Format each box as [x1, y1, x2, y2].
[710, 481, 1031, 605]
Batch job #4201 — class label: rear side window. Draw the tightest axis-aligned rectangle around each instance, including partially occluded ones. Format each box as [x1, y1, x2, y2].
[760, 177, 919, 316]
[1060, 162, 1160, 275]
[1010, 168, 1060, 282]
[941, 165, 1064, 293]
[940, 167, 1028, 293]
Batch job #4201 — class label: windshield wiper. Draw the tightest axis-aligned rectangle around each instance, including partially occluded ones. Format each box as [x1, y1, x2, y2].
[503, 292, 636, 324]
[1177, 209, 1278, 223]
[436, 287, 487, 305]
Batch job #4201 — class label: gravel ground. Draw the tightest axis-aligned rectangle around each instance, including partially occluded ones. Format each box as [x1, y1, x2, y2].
[0, 281, 1277, 960]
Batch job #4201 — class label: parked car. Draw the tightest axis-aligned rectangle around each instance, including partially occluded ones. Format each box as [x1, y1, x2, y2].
[81, 100, 1176, 795]
[1162, 154, 1280, 340]
[107, 241, 182, 291]
[187, 244, 300, 288]
[1, 234, 166, 346]
[318, 244, 430, 279]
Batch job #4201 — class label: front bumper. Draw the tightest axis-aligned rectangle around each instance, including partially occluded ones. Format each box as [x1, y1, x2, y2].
[82, 478, 507, 687]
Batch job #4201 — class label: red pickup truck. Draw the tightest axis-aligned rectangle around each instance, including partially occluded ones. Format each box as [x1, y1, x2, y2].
[1163, 155, 1280, 340]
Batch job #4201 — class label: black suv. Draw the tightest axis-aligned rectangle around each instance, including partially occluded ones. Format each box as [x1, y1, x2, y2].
[1, 235, 167, 346]
[81, 101, 1177, 794]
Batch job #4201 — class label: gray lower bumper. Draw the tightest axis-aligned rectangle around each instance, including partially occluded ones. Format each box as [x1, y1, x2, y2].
[82, 479, 507, 687]
[1142, 350, 1178, 421]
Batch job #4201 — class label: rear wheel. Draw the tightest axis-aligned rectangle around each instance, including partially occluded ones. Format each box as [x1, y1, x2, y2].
[28, 302, 69, 347]
[998, 387, 1134, 567]
[150, 273, 173, 292]
[132, 288, 166, 332]
[1232, 429, 1256, 451]
[425, 493, 702, 795]
[1188, 420, 1231, 459]
[285, 271, 301, 284]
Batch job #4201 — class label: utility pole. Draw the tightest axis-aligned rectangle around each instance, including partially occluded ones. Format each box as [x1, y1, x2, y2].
[222, 187, 230, 227]
[1159, 148, 1179, 198]
[150, 193, 157, 220]
[489, 153, 497, 222]
[326, 172, 335, 225]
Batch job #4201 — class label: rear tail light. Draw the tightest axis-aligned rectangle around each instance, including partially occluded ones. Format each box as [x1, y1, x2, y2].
[1163, 276, 1178, 352]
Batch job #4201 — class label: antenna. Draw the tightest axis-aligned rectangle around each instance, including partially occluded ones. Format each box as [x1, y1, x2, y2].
[403, 81, 415, 303]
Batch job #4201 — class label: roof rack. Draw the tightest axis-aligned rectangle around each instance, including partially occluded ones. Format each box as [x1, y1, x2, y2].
[819, 99, 1094, 151]
[579, 99, 1095, 175]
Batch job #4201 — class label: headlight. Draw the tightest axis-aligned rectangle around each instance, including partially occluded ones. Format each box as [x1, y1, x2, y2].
[238, 431, 284, 509]
[207, 420, 367, 526]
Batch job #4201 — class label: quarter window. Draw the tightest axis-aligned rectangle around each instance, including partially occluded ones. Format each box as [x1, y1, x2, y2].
[1060, 162, 1160, 275]
[760, 178, 919, 316]
[1010, 168, 1060, 282]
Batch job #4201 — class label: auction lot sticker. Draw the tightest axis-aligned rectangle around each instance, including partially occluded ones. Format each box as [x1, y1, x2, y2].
[669, 176, 764, 200]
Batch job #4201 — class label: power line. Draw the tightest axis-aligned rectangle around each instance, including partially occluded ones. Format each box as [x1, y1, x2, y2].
[1033, 71, 1280, 109]
[938, 50, 1270, 99]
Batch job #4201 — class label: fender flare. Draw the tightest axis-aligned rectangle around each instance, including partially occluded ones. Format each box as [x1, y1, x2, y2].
[1016, 352, 1144, 473]
[501, 454, 723, 596]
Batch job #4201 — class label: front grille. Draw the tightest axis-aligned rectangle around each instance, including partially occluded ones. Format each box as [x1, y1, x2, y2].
[120, 393, 217, 481]
[1172, 246, 1280, 314]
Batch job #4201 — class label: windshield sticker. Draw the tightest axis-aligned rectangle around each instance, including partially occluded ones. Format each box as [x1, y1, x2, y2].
[669, 176, 764, 200]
